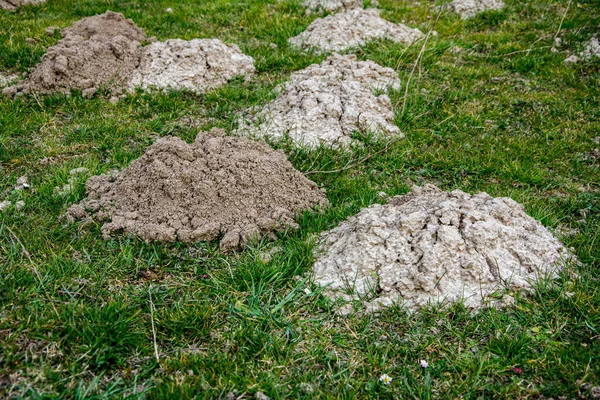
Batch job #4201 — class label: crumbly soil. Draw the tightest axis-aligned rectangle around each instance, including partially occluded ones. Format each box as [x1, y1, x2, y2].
[235, 53, 403, 148]
[7, 11, 146, 96]
[288, 8, 423, 52]
[0, 71, 20, 87]
[302, 0, 378, 14]
[129, 39, 255, 93]
[66, 129, 328, 251]
[0, 0, 44, 10]
[312, 184, 573, 312]
[445, 0, 505, 19]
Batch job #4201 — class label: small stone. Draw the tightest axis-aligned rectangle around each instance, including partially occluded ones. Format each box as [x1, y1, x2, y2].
[269, 43, 278, 49]
[14, 176, 29, 191]
[2, 86, 18, 97]
[554, 37, 562, 47]
[45, 26, 59, 36]
[25, 38, 36, 45]
[109, 96, 119, 105]
[377, 191, 390, 200]
[69, 167, 89, 175]
[165, 7, 173, 13]
[255, 392, 270, 400]
[82, 88, 97, 98]
[0, 200, 11, 212]
[298, 383, 314, 394]
[15, 200, 25, 210]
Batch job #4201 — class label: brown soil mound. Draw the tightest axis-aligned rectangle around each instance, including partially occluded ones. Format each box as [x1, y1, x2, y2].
[66, 129, 328, 251]
[12, 11, 145, 96]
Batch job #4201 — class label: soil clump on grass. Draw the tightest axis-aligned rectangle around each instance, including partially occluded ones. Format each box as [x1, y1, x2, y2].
[7, 11, 145, 96]
[289, 8, 423, 52]
[445, 0, 504, 19]
[0, 0, 44, 10]
[66, 129, 328, 251]
[129, 39, 255, 93]
[235, 53, 402, 148]
[313, 184, 573, 312]
[302, 0, 378, 14]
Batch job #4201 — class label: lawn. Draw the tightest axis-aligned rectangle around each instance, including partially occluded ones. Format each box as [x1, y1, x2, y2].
[0, 0, 599, 398]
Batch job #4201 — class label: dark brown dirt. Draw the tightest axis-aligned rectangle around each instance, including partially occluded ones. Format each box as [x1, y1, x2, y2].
[11, 11, 145, 95]
[67, 129, 328, 251]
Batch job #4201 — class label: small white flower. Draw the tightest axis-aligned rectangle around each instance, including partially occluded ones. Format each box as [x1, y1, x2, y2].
[379, 374, 393, 385]
[420, 359, 429, 368]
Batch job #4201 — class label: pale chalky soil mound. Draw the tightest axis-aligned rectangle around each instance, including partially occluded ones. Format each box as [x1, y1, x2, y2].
[236, 53, 402, 148]
[303, 0, 378, 14]
[313, 184, 572, 312]
[289, 8, 423, 52]
[446, 0, 504, 19]
[66, 129, 328, 251]
[129, 39, 255, 93]
[9, 11, 145, 96]
[0, 0, 45, 10]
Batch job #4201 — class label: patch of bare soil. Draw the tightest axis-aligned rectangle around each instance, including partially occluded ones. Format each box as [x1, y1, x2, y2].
[289, 8, 423, 52]
[67, 129, 328, 251]
[235, 53, 402, 148]
[129, 39, 255, 93]
[313, 184, 573, 312]
[7, 11, 145, 96]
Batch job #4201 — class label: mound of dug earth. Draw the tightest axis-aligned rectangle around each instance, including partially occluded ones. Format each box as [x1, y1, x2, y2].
[303, 0, 378, 14]
[66, 129, 328, 251]
[129, 39, 255, 93]
[445, 0, 504, 19]
[0, 0, 44, 10]
[8, 11, 145, 96]
[313, 184, 572, 312]
[235, 53, 402, 148]
[289, 8, 423, 52]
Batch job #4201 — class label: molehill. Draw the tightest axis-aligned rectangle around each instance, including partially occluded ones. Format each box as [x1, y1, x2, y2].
[67, 129, 328, 251]
[129, 38, 255, 93]
[289, 8, 423, 52]
[313, 184, 573, 312]
[6, 11, 145, 97]
[235, 53, 403, 148]
[302, 0, 379, 14]
[445, 0, 505, 19]
[4, 11, 255, 97]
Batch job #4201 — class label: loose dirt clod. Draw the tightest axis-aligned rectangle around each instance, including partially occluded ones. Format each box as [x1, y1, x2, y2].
[0, 71, 19, 88]
[235, 53, 402, 148]
[9, 11, 146, 96]
[313, 184, 572, 312]
[66, 129, 328, 251]
[0, 0, 44, 10]
[129, 39, 255, 93]
[581, 36, 600, 60]
[289, 8, 423, 52]
[302, 0, 378, 14]
[444, 0, 505, 19]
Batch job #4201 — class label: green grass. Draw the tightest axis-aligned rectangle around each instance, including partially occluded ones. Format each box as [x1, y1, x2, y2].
[1, 0, 599, 398]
